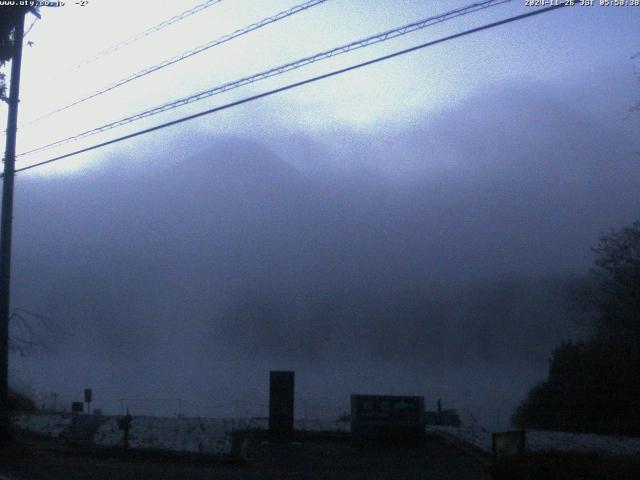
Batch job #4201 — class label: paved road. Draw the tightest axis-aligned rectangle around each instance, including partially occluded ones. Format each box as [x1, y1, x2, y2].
[1, 433, 490, 479]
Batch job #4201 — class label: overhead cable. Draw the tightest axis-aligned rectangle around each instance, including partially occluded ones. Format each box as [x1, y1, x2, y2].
[73, 0, 225, 68]
[13, 2, 572, 175]
[18, 0, 511, 158]
[22, 0, 328, 126]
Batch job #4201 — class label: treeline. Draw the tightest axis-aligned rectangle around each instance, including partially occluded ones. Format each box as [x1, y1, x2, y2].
[8, 389, 36, 414]
[513, 221, 640, 436]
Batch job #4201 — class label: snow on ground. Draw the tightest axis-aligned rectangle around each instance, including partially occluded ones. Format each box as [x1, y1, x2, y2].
[296, 419, 350, 432]
[427, 425, 493, 452]
[12, 413, 347, 456]
[11, 413, 73, 438]
[93, 416, 235, 455]
[526, 430, 640, 456]
[245, 417, 349, 432]
[13, 413, 237, 455]
[427, 425, 640, 456]
[15, 413, 640, 458]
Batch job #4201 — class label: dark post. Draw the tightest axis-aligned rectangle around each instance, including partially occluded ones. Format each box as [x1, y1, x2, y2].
[0, 10, 26, 441]
[84, 388, 92, 414]
[118, 406, 133, 452]
[269, 371, 294, 439]
[118, 413, 132, 451]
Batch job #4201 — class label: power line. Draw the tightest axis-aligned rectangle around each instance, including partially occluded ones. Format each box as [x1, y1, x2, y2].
[13, 2, 572, 175]
[17, 0, 511, 158]
[73, 0, 225, 69]
[21, 0, 328, 127]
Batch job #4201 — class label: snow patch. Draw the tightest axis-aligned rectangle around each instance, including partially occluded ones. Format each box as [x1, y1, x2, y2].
[427, 425, 640, 456]
[93, 416, 235, 455]
[11, 413, 72, 438]
[526, 430, 640, 456]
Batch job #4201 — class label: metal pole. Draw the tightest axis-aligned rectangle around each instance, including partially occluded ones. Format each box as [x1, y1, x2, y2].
[0, 10, 26, 441]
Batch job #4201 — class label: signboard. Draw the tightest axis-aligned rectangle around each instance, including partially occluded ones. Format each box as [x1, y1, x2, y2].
[71, 401, 84, 413]
[84, 388, 92, 403]
[352, 395, 424, 424]
[351, 394, 425, 445]
[269, 371, 294, 438]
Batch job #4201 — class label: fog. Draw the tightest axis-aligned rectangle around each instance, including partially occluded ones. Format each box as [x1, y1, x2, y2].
[7, 80, 640, 429]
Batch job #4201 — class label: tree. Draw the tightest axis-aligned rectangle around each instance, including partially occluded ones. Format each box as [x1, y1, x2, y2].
[591, 220, 640, 341]
[0, 5, 37, 101]
[513, 339, 640, 435]
[513, 219, 640, 435]
[9, 308, 67, 357]
[8, 389, 36, 413]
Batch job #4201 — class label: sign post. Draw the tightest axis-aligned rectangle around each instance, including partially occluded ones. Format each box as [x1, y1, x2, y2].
[269, 371, 294, 440]
[84, 388, 92, 414]
[71, 401, 84, 414]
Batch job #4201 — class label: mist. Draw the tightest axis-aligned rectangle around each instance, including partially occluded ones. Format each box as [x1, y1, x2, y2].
[7, 79, 640, 429]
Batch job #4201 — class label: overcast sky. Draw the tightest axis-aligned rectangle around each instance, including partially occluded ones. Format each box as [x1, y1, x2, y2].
[2, 0, 639, 428]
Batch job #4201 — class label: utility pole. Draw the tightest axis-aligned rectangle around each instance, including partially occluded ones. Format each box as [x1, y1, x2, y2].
[0, 10, 26, 441]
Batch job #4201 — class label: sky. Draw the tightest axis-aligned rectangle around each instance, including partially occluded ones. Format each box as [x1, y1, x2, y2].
[1, 0, 639, 428]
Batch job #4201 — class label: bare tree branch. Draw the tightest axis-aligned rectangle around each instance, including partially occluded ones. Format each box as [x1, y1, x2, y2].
[8, 308, 70, 357]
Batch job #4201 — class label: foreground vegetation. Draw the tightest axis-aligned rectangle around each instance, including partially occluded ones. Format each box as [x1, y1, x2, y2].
[514, 220, 640, 436]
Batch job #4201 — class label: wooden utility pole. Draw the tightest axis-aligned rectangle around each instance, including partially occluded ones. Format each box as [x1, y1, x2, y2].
[0, 10, 26, 440]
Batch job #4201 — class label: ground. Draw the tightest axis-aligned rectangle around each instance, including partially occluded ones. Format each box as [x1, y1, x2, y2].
[0, 431, 490, 480]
